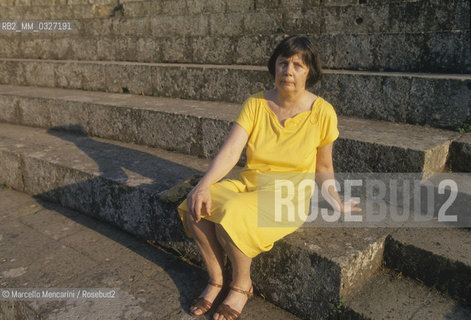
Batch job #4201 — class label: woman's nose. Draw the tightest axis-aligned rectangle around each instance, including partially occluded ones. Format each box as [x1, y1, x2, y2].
[284, 63, 294, 75]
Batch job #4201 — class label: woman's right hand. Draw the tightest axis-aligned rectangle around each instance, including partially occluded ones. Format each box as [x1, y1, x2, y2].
[186, 184, 212, 223]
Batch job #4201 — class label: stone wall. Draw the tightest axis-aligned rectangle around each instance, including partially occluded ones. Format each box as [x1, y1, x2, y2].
[0, 0, 469, 73]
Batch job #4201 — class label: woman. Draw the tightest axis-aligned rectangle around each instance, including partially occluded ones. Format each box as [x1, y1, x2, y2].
[177, 35, 361, 320]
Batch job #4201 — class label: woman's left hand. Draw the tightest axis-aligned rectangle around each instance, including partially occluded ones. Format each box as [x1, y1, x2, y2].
[339, 198, 362, 213]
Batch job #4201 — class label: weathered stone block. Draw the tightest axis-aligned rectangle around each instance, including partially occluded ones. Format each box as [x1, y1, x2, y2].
[243, 11, 282, 35]
[14, 0, 32, 6]
[234, 35, 276, 65]
[384, 228, 471, 304]
[448, 134, 471, 172]
[159, 0, 187, 15]
[71, 4, 93, 19]
[408, 77, 470, 128]
[302, 0, 321, 7]
[324, 4, 389, 34]
[377, 33, 422, 71]
[0, 0, 15, 6]
[16, 38, 46, 59]
[0, 37, 18, 58]
[423, 0, 470, 32]
[284, 8, 322, 34]
[136, 109, 201, 154]
[53, 37, 76, 60]
[23, 61, 55, 87]
[322, 0, 357, 6]
[187, 14, 210, 37]
[111, 16, 150, 37]
[149, 15, 175, 37]
[34, 0, 58, 5]
[134, 37, 159, 62]
[16, 97, 55, 128]
[89, 4, 113, 18]
[209, 13, 244, 36]
[80, 62, 106, 91]
[319, 72, 385, 119]
[0, 60, 25, 86]
[96, 37, 115, 60]
[387, 1, 425, 33]
[0, 95, 18, 123]
[118, 36, 139, 61]
[201, 118, 232, 158]
[226, 0, 254, 12]
[70, 37, 97, 60]
[75, 17, 112, 37]
[104, 63, 152, 95]
[160, 37, 190, 62]
[192, 36, 234, 64]
[329, 33, 377, 70]
[67, 0, 90, 5]
[186, 0, 225, 14]
[0, 151, 23, 191]
[422, 31, 471, 73]
[150, 14, 208, 37]
[89, 0, 118, 5]
[122, 2, 154, 17]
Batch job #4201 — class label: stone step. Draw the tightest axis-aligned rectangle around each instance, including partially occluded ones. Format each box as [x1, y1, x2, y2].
[0, 187, 303, 320]
[0, 2, 118, 19]
[0, 123, 469, 318]
[0, 28, 468, 74]
[0, 122, 393, 319]
[384, 227, 471, 305]
[0, 59, 469, 129]
[0, 84, 461, 173]
[0, 0, 468, 73]
[449, 134, 471, 172]
[343, 268, 471, 319]
[1, 0, 466, 35]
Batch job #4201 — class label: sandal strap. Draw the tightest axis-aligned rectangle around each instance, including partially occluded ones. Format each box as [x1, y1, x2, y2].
[215, 303, 241, 320]
[190, 297, 212, 315]
[229, 284, 253, 298]
[208, 280, 223, 288]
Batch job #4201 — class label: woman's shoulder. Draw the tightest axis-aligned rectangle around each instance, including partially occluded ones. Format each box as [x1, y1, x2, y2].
[244, 91, 266, 104]
[241, 91, 267, 111]
[313, 96, 336, 114]
[310, 96, 337, 124]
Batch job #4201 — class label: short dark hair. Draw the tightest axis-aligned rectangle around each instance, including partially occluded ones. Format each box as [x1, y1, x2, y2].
[268, 35, 322, 87]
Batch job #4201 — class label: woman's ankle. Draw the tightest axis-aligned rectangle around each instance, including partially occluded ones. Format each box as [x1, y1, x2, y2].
[230, 278, 252, 290]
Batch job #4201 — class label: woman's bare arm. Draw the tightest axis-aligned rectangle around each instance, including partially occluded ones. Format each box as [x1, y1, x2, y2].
[187, 123, 249, 222]
[315, 143, 361, 213]
[197, 123, 248, 188]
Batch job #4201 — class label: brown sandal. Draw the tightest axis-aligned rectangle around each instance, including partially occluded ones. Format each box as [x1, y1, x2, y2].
[189, 280, 223, 316]
[214, 284, 253, 320]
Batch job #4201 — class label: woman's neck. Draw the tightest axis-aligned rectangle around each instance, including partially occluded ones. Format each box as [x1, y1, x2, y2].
[275, 88, 306, 110]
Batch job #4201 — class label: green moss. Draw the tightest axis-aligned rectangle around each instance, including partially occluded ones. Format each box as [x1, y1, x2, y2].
[456, 123, 471, 133]
[336, 296, 345, 314]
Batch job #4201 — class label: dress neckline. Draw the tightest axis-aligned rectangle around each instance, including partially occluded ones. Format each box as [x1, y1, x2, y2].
[260, 91, 320, 129]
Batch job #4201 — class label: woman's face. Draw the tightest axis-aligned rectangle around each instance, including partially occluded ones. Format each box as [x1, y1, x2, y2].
[274, 53, 309, 93]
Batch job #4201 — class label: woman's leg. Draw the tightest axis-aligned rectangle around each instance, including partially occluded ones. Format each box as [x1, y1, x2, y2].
[185, 212, 226, 315]
[213, 223, 253, 320]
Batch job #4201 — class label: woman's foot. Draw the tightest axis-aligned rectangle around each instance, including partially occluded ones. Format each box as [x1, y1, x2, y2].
[190, 280, 224, 316]
[213, 280, 253, 320]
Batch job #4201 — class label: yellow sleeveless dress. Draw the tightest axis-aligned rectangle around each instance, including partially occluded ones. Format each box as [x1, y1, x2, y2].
[177, 91, 339, 258]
